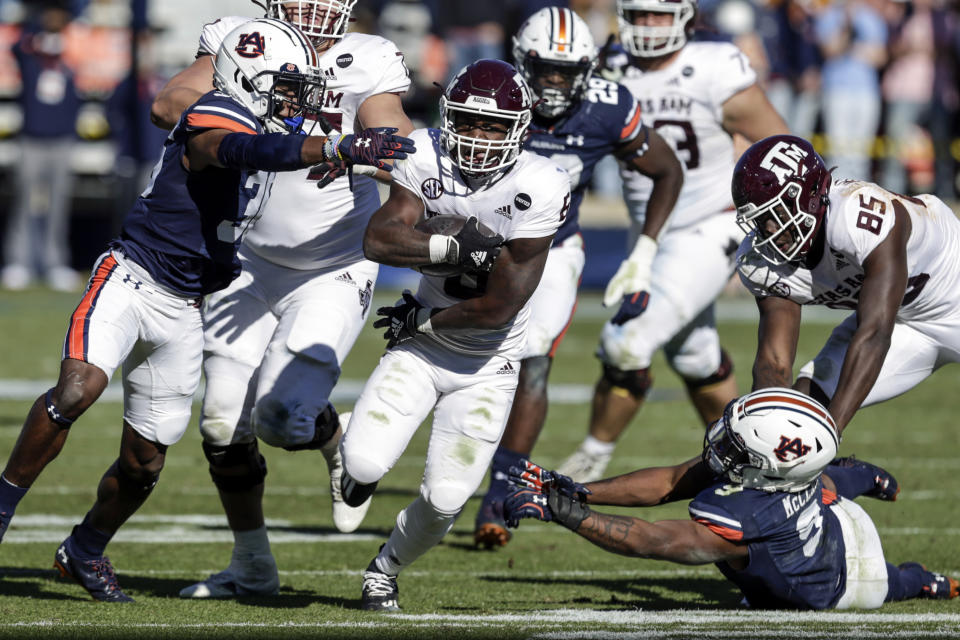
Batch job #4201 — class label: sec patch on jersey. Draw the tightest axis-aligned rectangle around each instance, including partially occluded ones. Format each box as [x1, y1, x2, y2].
[414, 214, 498, 277]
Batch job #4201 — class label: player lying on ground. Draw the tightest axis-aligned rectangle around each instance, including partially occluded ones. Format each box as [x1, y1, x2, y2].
[733, 135, 960, 436]
[0, 18, 412, 603]
[505, 388, 958, 609]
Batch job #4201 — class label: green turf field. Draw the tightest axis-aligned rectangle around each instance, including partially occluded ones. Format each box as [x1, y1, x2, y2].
[0, 287, 958, 639]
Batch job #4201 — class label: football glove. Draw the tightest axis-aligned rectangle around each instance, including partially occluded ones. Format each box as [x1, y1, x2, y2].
[597, 35, 629, 84]
[373, 291, 432, 348]
[610, 291, 650, 326]
[504, 485, 591, 531]
[308, 160, 349, 189]
[508, 459, 591, 500]
[449, 217, 504, 273]
[603, 234, 657, 309]
[329, 127, 415, 171]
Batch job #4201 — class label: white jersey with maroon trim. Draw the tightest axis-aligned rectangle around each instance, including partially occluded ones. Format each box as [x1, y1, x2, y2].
[737, 180, 960, 322]
[619, 41, 757, 231]
[197, 18, 411, 270]
[391, 128, 571, 359]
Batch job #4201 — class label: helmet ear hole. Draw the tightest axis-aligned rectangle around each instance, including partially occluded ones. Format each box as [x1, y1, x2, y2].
[241, 76, 255, 93]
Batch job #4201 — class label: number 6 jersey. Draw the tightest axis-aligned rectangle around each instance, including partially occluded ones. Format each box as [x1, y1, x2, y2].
[737, 180, 960, 322]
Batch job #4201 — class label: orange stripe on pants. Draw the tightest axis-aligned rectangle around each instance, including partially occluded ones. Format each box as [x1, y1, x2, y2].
[66, 254, 118, 361]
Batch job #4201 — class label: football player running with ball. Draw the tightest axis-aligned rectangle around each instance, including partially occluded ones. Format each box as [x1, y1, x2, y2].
[0, 19, 409, 602]
[473, 6, 684, 549]
[735, 135, 960, 436]
[558, 0, 789, 482]
[151, 1, 417, 599]
[506, 389, 959, 609]
[338, 59, 571, 611]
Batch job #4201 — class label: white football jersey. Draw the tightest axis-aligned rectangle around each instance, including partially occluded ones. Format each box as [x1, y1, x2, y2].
[737, 180, 960, 322]
[198, 17, 411, 270]
[392, 128, 571, 359]
[619, 41, 757, 231]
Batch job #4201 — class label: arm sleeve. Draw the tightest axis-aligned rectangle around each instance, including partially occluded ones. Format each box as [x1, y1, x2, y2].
[615, 85, 646, 145]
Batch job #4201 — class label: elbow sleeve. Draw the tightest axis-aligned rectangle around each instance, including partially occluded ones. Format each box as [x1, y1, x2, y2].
[217, 132, 306, 172]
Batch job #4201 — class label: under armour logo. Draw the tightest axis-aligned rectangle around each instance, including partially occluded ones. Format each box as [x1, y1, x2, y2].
[566, 135, 584, 147]
[355, 138, 372, 148]
[533, 494, 548, 506]
[122, 274, 143, 289]
[470, 250, 487, 267]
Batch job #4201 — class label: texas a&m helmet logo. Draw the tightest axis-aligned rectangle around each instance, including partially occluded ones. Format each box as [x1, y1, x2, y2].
[773, 435, 811, 462]
[235, 32, 266, 59]
[760, 141, 809, 186]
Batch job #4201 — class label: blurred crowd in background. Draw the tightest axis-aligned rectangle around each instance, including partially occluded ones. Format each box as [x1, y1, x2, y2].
[0, 0, 958, 290]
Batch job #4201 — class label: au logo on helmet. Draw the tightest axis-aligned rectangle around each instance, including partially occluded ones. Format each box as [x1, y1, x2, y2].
[760, 141, 809, 186]
[236, 32, 266, 59]
[773, 436, 811, 462]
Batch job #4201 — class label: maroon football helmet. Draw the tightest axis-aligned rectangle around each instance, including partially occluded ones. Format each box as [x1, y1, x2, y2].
[440, 59, 534, 178]
[732, 135, 832, 265]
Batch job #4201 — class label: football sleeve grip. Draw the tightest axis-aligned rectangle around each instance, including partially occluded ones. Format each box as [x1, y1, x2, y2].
[217, 132, 306, 173]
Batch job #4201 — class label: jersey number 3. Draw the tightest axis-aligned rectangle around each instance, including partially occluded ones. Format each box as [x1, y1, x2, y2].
[653, 119, 700, 170]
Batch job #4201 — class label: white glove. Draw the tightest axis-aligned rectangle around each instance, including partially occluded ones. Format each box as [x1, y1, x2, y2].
[603, 234, 658, 308]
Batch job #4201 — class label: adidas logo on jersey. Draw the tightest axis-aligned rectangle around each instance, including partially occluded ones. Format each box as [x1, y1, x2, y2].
[496, 362, 517, 375]
[830, 249, 849, 271]
[494, 205, 513, 219]
[336, 271, 356, 285]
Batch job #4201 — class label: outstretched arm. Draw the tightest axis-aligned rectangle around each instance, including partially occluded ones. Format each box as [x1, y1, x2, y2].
[584, 456, 714, 507]
[151, 55, 215, 130]
[752, 294, 802, 390]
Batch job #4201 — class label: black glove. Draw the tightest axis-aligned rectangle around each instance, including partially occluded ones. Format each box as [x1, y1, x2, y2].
[503, 485, 591, 531]
[449, 217, 504, 273]
[308, 160, 350, 189]
[547, 485, 591, 531]
[372, 291, 426, 348]
[336, 127, 416, 171]
[609, 291, 650, 326]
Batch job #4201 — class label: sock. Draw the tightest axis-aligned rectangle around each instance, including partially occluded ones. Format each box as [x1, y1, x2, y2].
[582, 435, 616, 457]
[489, 446, 525, 495]
[885, 562, 926, 601]
[72, 513, 113, 559]
[233, 525, 271, 557]
[825, 464, 877, 500]
[0, 474, 28, 516]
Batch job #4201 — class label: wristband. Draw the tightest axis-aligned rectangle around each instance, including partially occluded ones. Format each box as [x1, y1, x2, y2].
[628, 234, 658, 266]
[415, 307, 434, 334]
[323, 134, 343, 161]
[428, 234, 454, 264]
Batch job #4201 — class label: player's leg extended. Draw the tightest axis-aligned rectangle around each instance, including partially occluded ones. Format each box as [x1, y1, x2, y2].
[364, 355, 516, 610]
[250, 262, 377, 532]
[182, 263, 279, 599]
[475, 237, 583, 548]
[663, 307, 737, 426]
[0, 253, 130, 543]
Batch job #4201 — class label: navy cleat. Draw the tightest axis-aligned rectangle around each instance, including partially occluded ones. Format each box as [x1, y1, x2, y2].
[361, 557, 400, 611]
[0, 511, 10, 543]
[54, 530, 133, 603]
[832, 455, 900, 501]
[900, 563, 960, 600]
[473, 491, 511, 549]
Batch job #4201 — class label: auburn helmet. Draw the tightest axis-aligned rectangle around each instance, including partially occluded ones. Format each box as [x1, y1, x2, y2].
[618, 0, 698, 58]
[732, 135, 833, 265]
[512, 7, 597, 118]
[213, 19, 325, 133]
[703, 388, 839, 493]
[440, 59, 534, 178]
[264, 0, 358, 44]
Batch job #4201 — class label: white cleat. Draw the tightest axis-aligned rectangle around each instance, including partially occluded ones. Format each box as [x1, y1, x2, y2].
[323, 412, 372, 533]
[179, 553, 279, 599]
[555, 445, 612, 483]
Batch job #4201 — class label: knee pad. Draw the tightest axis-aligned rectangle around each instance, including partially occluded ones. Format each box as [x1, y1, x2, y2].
[202, 440, 267, 493]
[341, 450, 388, 487]
[601, 364, 652, 400]
[44, 388, 75, 428]
[252, 397, 330, 450]
[115, 456, 162, 494]
[282, 404, 339, 452]
[682, 349, 734, 391]
[421, 482, 471, 517]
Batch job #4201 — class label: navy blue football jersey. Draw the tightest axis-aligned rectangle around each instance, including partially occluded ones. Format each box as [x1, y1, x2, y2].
[524, 76, 646, 244]
[688, 478, 847, 609]
[113, 91, 272, 297]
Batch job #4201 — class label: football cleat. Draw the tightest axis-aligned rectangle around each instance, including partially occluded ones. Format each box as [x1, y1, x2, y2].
[322, 412, 372, 533]
[54, 531, 133, 602]
[0, 511, 10, 543]
[179, 552, 279, 599]
[899, 563, 960, 600]
[556, 445, 611, 483]
[361, 557, 400, 611]
[473, 491, 511, 549]
[831, 456, 900, 501]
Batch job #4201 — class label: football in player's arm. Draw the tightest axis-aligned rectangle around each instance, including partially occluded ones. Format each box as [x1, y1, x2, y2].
[734, 135, 960, 436]
[504, 388, 958, 609]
